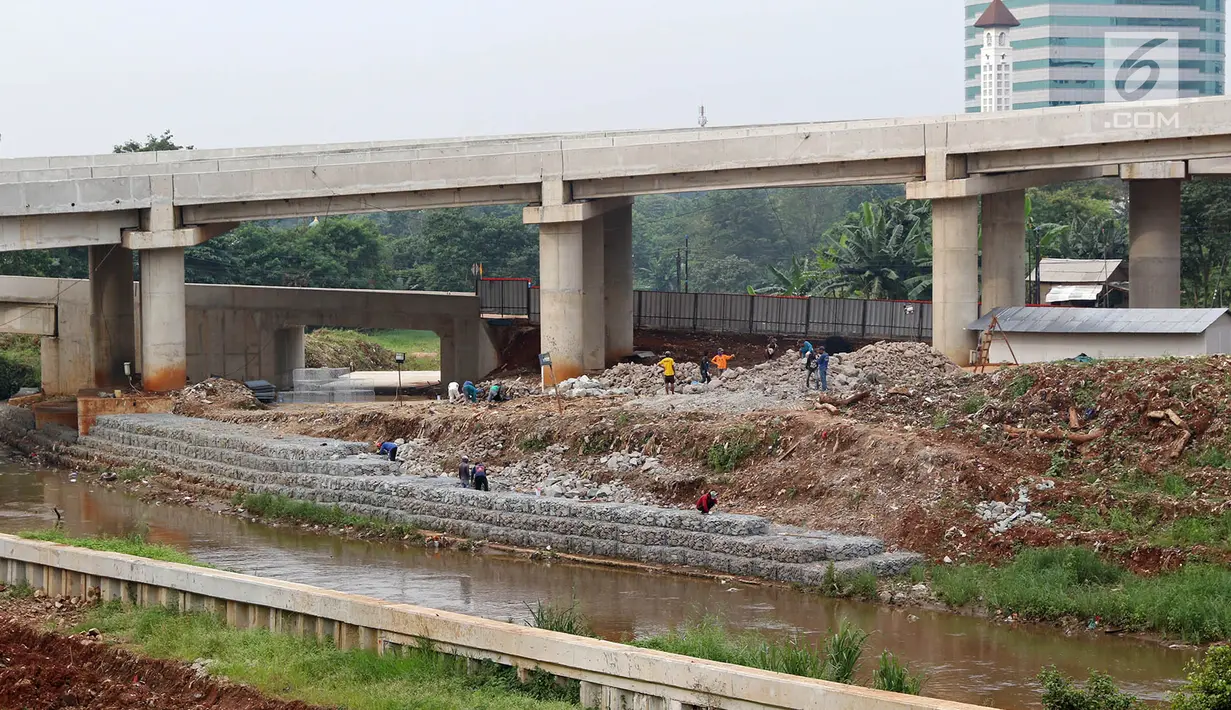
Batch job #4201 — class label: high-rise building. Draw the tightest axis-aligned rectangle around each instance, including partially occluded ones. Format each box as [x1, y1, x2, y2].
[964, 0, 1226, 112]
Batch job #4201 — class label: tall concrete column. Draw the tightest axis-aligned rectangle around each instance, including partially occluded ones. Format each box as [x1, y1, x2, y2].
[273, 326, 305, 391]
[539, 220, 586, 383]
[581, 215, 606, 372]
[602, 201, 633, 366]
[932, 197, 981, 365]
[1129, 179, 1182, 308]
[88, 244, 136, 389]
[980, 190, 1026, 313]
[138, 247, 187, 392]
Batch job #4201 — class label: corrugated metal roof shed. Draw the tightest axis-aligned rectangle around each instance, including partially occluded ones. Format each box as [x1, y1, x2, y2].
[1030, 258, 1123, 284]
[969, 307, 1230, 334]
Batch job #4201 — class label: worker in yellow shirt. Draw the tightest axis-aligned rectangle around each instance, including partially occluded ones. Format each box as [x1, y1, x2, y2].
[711, 348, 734, 375]
[657, 351, 677, 394]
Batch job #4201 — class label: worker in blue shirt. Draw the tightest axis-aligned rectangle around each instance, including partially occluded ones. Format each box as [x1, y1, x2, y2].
[462, 381, 479, 403]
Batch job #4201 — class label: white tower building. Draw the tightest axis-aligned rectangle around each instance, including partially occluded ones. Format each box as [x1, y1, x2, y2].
[975, 0, 1020, 113]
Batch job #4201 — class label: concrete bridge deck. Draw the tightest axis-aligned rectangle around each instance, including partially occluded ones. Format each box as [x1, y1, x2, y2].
[1, 97, 1227, 386]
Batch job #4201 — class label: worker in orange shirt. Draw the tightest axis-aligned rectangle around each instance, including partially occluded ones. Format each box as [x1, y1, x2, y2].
[710, 348, 734, 375]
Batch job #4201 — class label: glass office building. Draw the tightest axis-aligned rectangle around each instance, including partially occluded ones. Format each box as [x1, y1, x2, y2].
[964, 0, 1226, 112]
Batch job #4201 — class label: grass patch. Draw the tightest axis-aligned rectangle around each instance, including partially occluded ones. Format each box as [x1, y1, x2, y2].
[117, 465, 153, 482]
[1151, 513, 1231, 549]
[930, 547, 1231, 642]
[80, 604, 576, 710]
[1006, 373, 1035, 399]
[1038, 666, 1142, 710]
[960, 393, 987, 415]
[703, 424, 762, 472]
[873, 651, 925, 695]
[634, 616, 869, 684]
[931, 411, 950, 430]
[18, 529, 204, 567]
[1192, 443, 1231, 470]
[233, 492, 419, 538]
[524, 598, 595, 638]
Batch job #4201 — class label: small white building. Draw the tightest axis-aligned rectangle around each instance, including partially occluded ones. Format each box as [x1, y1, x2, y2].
[1029, 258, 1128, 307]
[975, 0, 1019, 114]
[969, 307, 1231, 364]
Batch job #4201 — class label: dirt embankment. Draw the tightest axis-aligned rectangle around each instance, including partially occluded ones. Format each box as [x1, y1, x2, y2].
[303, 328, 395, 370]
[0, 586, 319, 710]
[174, 345, 1231, 576]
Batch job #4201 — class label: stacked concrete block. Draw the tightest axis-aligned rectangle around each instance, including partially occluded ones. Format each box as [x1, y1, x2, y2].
[287, 367, 375, 404]
[79, 414, 922, 582]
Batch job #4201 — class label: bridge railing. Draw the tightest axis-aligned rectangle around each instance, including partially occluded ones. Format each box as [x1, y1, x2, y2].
[479, 279, 932, 341]
[0, 534, 993, 710]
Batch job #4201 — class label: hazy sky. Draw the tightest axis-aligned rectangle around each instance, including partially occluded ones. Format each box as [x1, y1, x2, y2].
[0, 1, 962, 158]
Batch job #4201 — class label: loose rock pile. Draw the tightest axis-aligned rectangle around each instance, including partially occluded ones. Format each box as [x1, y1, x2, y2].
[173, 378, 266, 417]
[829, 341, 963, 392]
[975, 480, 1054, 534]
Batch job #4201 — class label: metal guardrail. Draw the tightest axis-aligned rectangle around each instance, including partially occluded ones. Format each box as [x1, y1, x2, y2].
[479, 279, 931, 341]
[0, 534, 995, 710]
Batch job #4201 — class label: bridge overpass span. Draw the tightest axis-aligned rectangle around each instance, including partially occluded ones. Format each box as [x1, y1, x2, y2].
[2, 97, 1228, 387]
[0, 276, 496, 395]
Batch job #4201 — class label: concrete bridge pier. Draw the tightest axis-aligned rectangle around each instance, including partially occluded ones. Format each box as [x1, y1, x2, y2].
[980, 189, 1026, 312]
[602, 200, 634, 366]
[136, 247, 188, 392]
[88, 244, 136, 389]
[1124, 164, 1185, 308]
[526, 189, 631, 384]
[932, 196, 981, 365]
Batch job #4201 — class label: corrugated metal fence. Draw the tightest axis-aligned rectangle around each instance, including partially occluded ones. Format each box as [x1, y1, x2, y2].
[478, 279, 931, 341]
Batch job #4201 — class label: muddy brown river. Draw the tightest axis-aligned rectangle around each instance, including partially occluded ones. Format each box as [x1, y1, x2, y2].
[0, 464, 1198, 708]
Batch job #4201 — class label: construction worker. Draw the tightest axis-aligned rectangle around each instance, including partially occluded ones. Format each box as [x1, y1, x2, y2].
[458, 456, 472, 488]
[710, 349, 734, 375]
[817, 346, 830, 391]
[462, 381, 479, 403]
[471, 462, 490, 491]
[766, 337, 778, 361]
[657, 350, 677, 394]
[699, 357, 712, 384]
[695, 490, 719, 515]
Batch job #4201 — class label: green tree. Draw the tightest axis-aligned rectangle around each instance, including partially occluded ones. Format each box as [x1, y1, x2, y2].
[390, 206, 537, 291]
[813, 199, 933, 300]
[750, 256, 816, 295]
[1037, 667, 1142, 710]
[113, 130, 192, 153]
[1180, 179, 1231, 307]
[1172, 646, 1231, 710]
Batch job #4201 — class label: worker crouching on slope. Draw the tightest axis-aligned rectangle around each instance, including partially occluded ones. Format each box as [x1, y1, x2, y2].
[695, 490, 718, 515]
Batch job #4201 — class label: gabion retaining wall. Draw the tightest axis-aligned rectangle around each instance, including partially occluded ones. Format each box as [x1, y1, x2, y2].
[79, 414, 920, 582]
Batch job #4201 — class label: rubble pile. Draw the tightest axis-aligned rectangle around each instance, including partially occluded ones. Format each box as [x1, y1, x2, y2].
[975, 480, 1054, 534]
[829, 341, 964, 392]
[172, 378, 266, 417]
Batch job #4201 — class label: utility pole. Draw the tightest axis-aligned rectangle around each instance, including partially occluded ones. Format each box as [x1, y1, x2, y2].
[684, 235, 690, 293]
[675, 249, 682, 292]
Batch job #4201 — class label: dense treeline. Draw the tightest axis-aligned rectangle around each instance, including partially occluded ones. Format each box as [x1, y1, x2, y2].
[3, 133, 1230, 305]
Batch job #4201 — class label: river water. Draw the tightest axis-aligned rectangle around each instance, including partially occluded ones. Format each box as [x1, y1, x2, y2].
[0, 464, 1197, 708]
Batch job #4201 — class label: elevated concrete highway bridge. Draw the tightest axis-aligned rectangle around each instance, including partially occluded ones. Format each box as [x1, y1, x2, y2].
[3, 97, 1231, 388]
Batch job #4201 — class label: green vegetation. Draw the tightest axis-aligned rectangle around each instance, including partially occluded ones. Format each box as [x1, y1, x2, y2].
[116, 465, 154, 482]
[1, 580, 34, 598]
[364, 329, 440, 358]
[1172, 646, 1231, 710]
[81, 604, 575, 710]
[1037, 667, 1142, 710]
[931, 411, 950, 430]
[706, 425, 761, 472]
[18, 529, 204, 567]
[304, 328, 439, 371]
[524, 598, 595, 638]
[873, 652, 925, 695]
[232, 492, 419, 538]
[518, 435, 552, 453]
[0, 333, 40, 400]
[930, 547, 1231, 642]
[960, 393, 987, 415]
[1007, 373, 1036, 399]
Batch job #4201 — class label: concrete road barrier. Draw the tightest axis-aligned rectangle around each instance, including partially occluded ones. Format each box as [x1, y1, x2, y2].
[0, 533, 995, 710]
